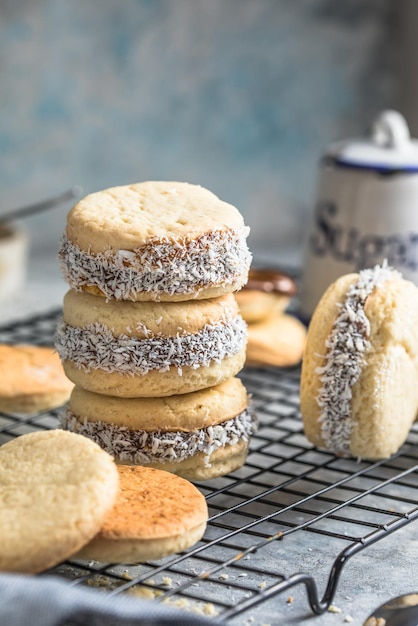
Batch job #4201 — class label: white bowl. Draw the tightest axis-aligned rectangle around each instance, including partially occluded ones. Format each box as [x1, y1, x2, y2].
[0, 223, 28, 301]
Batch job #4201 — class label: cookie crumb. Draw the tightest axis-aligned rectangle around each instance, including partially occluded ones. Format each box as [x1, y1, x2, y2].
[364, 618, 386, 626]
[162, 577, 173, 587]
[202, 603, 218, 616]
[328, 604, 342, 614]
[287, 596, 294, 604]
[344, 616, 354, 623]
[219, 573, 229, 581]
[257, 581, 267, 589]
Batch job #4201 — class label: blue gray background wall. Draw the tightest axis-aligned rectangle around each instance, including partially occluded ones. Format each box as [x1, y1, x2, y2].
[0, 0, 399, 264]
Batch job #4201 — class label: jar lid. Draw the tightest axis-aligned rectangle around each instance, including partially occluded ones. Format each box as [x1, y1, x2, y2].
[325, 110, 418, 173]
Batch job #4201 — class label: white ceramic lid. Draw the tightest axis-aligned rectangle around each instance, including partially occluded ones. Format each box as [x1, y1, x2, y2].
[325, 110, 418, 172]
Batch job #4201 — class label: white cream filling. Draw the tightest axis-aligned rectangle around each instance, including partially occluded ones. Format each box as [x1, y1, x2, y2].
[54, 313, 247, 375]
[58, 227, 251, 300]
[60, 407, 257, 467]
[315, 262, 400, 454]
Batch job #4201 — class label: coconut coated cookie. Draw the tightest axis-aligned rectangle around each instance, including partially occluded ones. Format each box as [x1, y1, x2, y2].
[0, 345, 74, 414]
[55, 289, 247, 397]
[300, 263, 418, 459]
[61, 377, 257, 480]
[0, 430, 119, 573]
[58, 181, 251, 302]
[77, 465, 208, 563]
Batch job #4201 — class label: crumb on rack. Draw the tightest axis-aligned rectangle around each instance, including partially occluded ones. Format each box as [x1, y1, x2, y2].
[257, 581, 267, 589]
[344, 616, 354, 623]
[127, 585, 163, 600]
[163, 597, 219, 616]
[287, 596, 294, 604]
[85, 575, 120, 591]
[127, 586, 218, 617]
[328, 604, 342, 614]
[364, 617, 386, 626]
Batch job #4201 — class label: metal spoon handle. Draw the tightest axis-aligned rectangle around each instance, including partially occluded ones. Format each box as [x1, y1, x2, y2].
[0, 186, 82, 223]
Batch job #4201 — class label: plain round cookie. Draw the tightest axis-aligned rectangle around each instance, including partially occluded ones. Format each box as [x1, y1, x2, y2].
[76, 465, 208, 563]
[0, 430, 119, 574]
[235, 290, 291, 324]
[0, 345, 74, 414]
[55, 290, 247, 398]
[58, 181, 251, 302]
[245, 313, 306, 368]
[300, 267, 418, 459]
[61, 378, 257, 480]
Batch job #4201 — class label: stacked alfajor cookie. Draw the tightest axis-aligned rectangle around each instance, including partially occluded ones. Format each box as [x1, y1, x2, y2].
[55, 181, 256, 480]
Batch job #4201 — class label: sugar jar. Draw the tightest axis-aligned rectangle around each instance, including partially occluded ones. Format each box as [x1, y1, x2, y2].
[299, 110, 418, 320]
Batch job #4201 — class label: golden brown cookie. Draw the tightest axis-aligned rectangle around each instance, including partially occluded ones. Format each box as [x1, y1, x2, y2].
[0, 430, 119, 573]
[300, 264, 418, 459]
[245, 313, 306, 368]
[0, 345, 73, 414]
[235, 268, 297, 323]
[76, 465, 208, 563]
[58, 181, 251, 302]
[61, 377, 257, 480]
[55, 290, 247, 397]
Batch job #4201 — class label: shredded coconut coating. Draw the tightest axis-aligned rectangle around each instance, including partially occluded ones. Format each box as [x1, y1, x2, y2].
[315, 262, 400, 454]
[54, 314, 247, 375]
[60, 407, 257, 467]
[58, 228, 251, 300]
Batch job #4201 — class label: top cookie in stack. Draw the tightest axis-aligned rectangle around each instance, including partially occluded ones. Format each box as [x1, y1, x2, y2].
[57, 181, 256, 480]
[58, 180, 251, 302]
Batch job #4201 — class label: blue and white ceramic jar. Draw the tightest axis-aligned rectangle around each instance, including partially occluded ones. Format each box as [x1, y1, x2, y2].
[299, 110, 418, 320]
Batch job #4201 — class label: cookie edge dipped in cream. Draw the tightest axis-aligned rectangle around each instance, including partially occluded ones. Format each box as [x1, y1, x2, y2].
[300, 261, 418, 459]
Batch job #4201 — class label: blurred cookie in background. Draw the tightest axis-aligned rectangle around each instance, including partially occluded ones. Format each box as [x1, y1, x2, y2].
[235, 268, 297, 323]
[0, 344, 73, 414]
[235, 268, 306, 368]
[245, 313, 306, 368]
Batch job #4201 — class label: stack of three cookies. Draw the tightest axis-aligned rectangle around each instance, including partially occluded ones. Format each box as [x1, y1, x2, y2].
[55, 181, 257, 481]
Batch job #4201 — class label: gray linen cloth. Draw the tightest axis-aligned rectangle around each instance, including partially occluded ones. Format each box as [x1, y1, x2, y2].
[0, 573, 221, 626]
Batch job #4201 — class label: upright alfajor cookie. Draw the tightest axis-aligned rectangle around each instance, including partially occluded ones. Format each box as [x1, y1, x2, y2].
[300, 263, 418, 459]
[61, 377, 257, 480]
[55, 289, 247, 397]
[0, 430, 119, 574]
[77, 465, 208, 563]
[58, 181, 251, 302]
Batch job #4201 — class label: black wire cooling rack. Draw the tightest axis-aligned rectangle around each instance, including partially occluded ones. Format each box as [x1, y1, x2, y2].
[1, 309, 418, 624]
